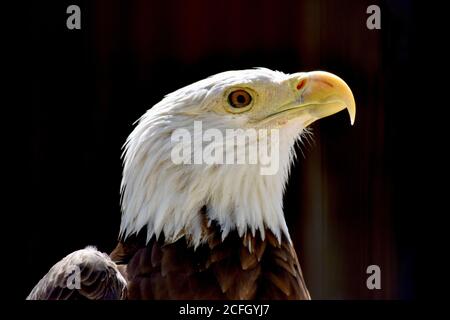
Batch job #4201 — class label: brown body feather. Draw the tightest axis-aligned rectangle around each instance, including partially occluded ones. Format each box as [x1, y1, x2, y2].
[110, 223, 310, 300]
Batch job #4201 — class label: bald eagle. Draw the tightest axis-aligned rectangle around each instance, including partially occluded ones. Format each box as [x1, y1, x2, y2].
[27, 68, 355, 300]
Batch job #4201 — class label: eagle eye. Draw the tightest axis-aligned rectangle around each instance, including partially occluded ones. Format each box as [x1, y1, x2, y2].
[228, 90, 252, 108]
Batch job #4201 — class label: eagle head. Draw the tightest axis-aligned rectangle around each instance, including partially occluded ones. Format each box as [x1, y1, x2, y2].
[119, 68, 355, 247]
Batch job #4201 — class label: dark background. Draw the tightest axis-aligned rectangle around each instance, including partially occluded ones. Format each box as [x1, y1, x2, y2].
[23, 0, 432, 300]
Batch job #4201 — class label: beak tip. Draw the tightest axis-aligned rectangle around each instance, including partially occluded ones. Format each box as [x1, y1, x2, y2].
[347, 101, 356, 126]
[350, 113, 355, 125]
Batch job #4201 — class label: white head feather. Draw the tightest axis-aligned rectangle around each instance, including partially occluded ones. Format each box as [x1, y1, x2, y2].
[119, 68, 355, 248]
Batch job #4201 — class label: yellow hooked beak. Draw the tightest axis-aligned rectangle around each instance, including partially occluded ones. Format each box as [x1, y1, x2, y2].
[263, 71, 356, 127]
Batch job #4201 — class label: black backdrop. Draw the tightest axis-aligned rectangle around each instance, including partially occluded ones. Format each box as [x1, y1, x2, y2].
[23, 0, 431, 300]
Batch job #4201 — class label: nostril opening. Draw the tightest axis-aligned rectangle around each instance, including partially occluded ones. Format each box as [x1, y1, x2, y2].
[296, 79, 306, 90]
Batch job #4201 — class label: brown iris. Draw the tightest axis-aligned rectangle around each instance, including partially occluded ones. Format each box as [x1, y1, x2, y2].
[228, 90, 252, 108]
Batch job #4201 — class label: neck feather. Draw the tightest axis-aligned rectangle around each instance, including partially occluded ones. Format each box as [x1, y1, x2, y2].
[119, 113, 306, 248]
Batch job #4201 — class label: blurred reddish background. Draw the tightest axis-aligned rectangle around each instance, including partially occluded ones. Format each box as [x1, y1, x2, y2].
[26, 0, 421, 299]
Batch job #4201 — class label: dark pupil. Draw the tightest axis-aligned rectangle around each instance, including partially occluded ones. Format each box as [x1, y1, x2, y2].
[236, 94, 246, 104]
